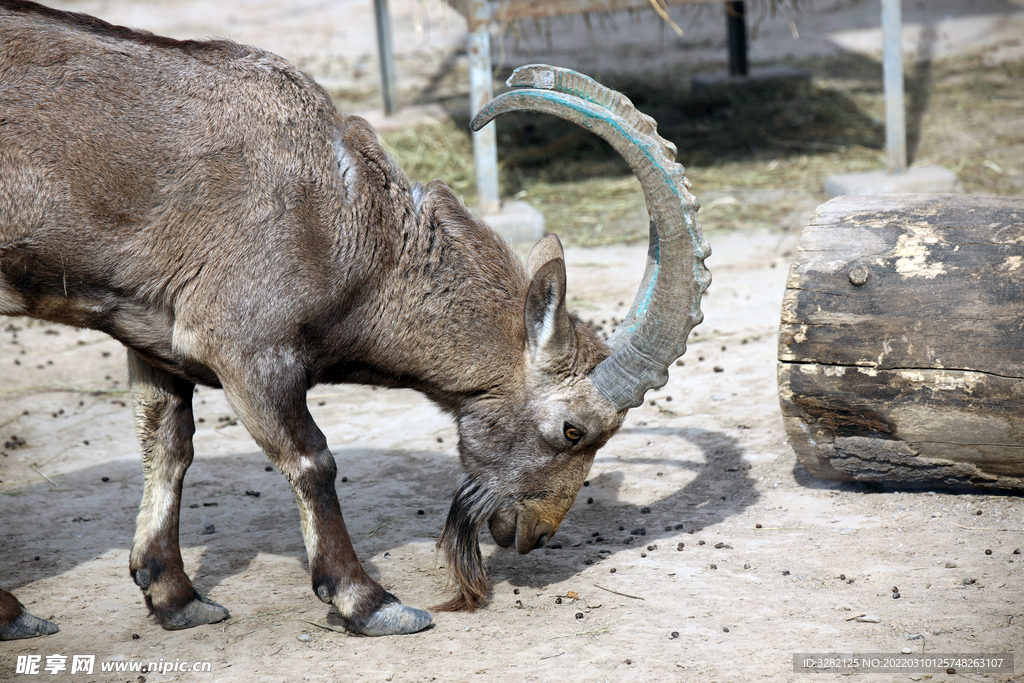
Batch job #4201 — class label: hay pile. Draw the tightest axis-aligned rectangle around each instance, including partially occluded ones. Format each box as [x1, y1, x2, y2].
[382, 50, 1024, 245]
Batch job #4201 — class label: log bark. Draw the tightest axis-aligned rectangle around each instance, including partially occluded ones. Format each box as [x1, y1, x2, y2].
[778, 194, 1024, 490]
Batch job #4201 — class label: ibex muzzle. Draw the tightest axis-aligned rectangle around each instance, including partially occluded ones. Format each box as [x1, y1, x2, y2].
[0, 1, 709, 639]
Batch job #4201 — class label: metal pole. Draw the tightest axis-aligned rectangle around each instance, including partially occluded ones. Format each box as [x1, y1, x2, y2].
[726, 1, 748, 78]
[374, 0, 399, 116]
[882, 0, 906, 174]
[468, 0, 500, 214]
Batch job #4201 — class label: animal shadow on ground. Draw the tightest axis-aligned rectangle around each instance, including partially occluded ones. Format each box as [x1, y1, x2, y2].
[1, 427, 753, 622]
[0, 453, 306, 600]
[486, 427, 757, 594]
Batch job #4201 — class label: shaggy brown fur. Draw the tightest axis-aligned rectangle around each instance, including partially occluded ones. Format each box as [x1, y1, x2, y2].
[0, 1, 624, 635]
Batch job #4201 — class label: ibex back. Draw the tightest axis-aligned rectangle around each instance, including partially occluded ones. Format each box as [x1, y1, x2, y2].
[0, 0, 709, 639]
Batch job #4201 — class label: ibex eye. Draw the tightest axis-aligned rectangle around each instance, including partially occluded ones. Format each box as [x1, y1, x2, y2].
[563, 423, 583, 444]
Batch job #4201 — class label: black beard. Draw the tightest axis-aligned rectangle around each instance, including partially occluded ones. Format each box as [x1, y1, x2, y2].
[433, 475, 501, 611]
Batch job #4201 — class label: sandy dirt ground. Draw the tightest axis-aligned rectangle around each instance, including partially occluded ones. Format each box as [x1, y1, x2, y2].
[3, 231, 1021, 682]
[3, 1, 1024, 682]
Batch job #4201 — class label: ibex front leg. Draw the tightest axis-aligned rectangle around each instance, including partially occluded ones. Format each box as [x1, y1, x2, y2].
[128, 350, 229, 629]
[0, 587, 59, 640]
[222, 366, 432, 636]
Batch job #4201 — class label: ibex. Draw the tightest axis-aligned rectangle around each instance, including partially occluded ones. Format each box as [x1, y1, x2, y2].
[0, 0, 709, 639]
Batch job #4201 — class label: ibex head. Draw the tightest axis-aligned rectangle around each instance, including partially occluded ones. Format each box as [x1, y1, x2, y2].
[436, 65, 711, 611]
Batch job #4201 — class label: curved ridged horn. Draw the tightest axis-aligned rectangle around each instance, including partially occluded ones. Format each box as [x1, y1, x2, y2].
[471, 64, 711, 410]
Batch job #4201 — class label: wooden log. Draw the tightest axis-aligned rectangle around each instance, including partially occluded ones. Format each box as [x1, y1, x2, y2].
[778, 194, 1024, 490]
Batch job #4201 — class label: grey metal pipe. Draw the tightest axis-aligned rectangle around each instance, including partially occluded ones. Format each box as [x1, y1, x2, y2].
[467, 2, 500, 214]
[882, 0, 906, 174]
[374, 0, 399, 116]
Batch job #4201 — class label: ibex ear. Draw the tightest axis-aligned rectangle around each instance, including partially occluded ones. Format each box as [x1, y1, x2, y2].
[524, 235, 572, 363]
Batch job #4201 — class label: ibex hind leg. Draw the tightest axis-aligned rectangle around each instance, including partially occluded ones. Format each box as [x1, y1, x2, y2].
[222, 368, 431, 636]
[0, 588, 58, 640]
[127, 350, 228, 629]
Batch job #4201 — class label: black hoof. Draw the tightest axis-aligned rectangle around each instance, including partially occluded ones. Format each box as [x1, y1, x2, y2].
[158, 592, 229, 630]
[0, 611, 59, 641]
[352, 602, 432, 636]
